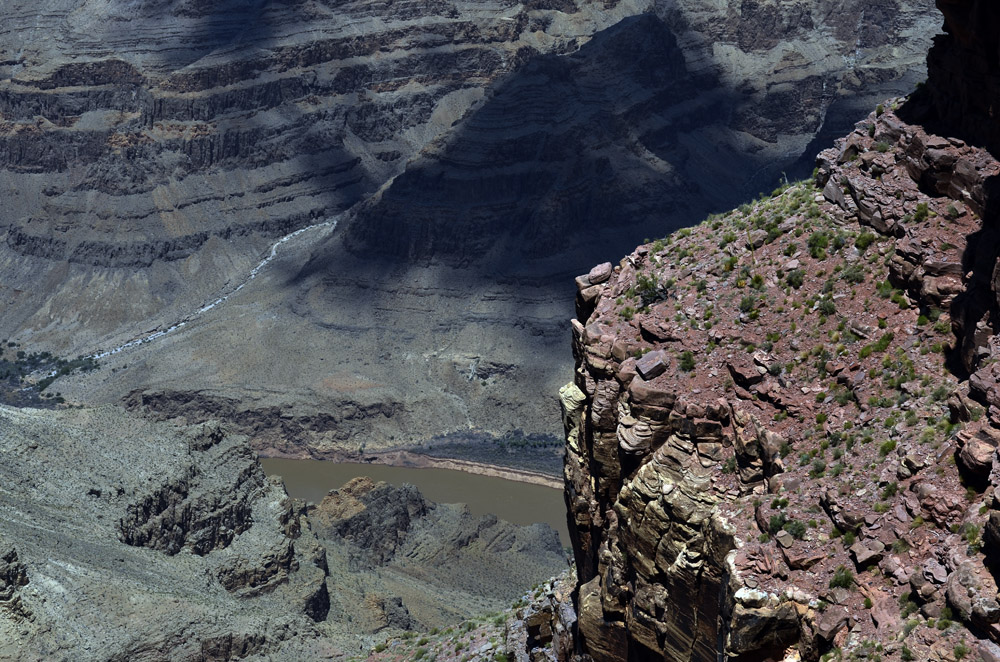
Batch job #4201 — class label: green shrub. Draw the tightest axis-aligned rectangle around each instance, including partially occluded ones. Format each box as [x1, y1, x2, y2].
[914, 202, 929, 222]
[679, 351, 696, 372]
[829, 565, 854, 589]
[786, 269, 805, 289]
[855, 232, 877, 252]
[784, 519, 807, 539]
[808, 231, 830, 259]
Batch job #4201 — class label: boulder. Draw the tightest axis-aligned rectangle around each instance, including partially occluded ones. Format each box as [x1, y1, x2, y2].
[957, 436, 996, 479]
[636, 350, 668, 381]
[815, 606, 851, 643]
[850, 539, 886, 569]
[588, 262, 614, 285]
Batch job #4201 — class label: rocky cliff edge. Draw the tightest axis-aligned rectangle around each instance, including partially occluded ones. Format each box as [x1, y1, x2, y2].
[558, 2, 1000, 660]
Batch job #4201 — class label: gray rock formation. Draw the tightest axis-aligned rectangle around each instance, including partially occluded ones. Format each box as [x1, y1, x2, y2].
[0, 408, 330, 661]
[1, 0, 939, 461]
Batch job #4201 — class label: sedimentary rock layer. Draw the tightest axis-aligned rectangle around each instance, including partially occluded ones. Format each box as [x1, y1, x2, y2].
[0, 409, 331, 661]
[3, 0, 939, 456]
[560, 66, 1000, 662]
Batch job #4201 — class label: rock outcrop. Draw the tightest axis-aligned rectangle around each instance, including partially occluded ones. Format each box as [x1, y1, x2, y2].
[0, 0, 643, 354]
[309, 476, 568, 630]
[560, 19, 1000, 653]
[0, 408, 331, 660]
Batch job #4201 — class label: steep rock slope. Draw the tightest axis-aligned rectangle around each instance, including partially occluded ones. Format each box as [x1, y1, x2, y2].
[559, 2, 1000, 660]
[0, 0, 641, 353]
[52, 0, 939, 460]
[0, 404, 568, 659]
[0, 410, 333, 661]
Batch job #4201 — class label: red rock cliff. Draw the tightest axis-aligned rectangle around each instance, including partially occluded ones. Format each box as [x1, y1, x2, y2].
[558, 4, 1000, 661]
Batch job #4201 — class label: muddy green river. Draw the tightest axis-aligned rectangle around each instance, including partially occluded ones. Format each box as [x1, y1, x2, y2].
[261, 458, 570, 546]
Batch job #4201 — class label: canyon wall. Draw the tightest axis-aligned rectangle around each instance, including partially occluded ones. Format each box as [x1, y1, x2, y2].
[561, 2, 1000, 660]
[41, 0, 942, 460]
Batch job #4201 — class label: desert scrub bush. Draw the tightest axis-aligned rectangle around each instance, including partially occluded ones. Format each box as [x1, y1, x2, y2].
[786, 269, 805, 289]
[808, 231, 830, 259]
[855, 232, 877, 252]
[817, 297, 836, 316]
[841, 264, 866, 284]
[739, 295, 757, 313]
[914, 202, 929, 222]
[784, 519, 807, 539]
[679, 351, 696, 372]
[636, 272, 661, 304]
[859, 332, 894, 359]
[891, 290, 910, 309]
[879, 439, 897, 457]
[829, 565, 854, 589]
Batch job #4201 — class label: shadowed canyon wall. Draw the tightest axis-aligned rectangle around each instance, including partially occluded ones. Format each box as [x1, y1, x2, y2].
[1, 1, 939, 455]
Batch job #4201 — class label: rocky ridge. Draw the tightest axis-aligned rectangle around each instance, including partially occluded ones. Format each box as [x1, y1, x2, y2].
[310, 476, 567, 630]
[0, 0, 643, 353]
[0, 408, 333, 660]
[554, 2, 1000, 660]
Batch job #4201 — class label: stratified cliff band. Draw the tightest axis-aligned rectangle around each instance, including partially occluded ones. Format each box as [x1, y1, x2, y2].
[557, 2, 1000, 661]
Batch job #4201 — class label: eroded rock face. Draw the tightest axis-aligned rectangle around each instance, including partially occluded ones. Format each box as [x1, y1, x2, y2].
[924, 0, 1000, 154]
[308, 476, 568, 630]
[561, 94, 1000, 660]
[0, 0, 643, 354]
[0, 410, 330, 659]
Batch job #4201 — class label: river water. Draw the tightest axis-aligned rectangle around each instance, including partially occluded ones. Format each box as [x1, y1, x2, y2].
[261, 458, 570, 546]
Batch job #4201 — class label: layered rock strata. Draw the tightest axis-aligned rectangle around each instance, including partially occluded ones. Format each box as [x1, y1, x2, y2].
[562, 96, 1000, 660]
[7, 0, 939, 458]
[0, 0, 643, 354]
